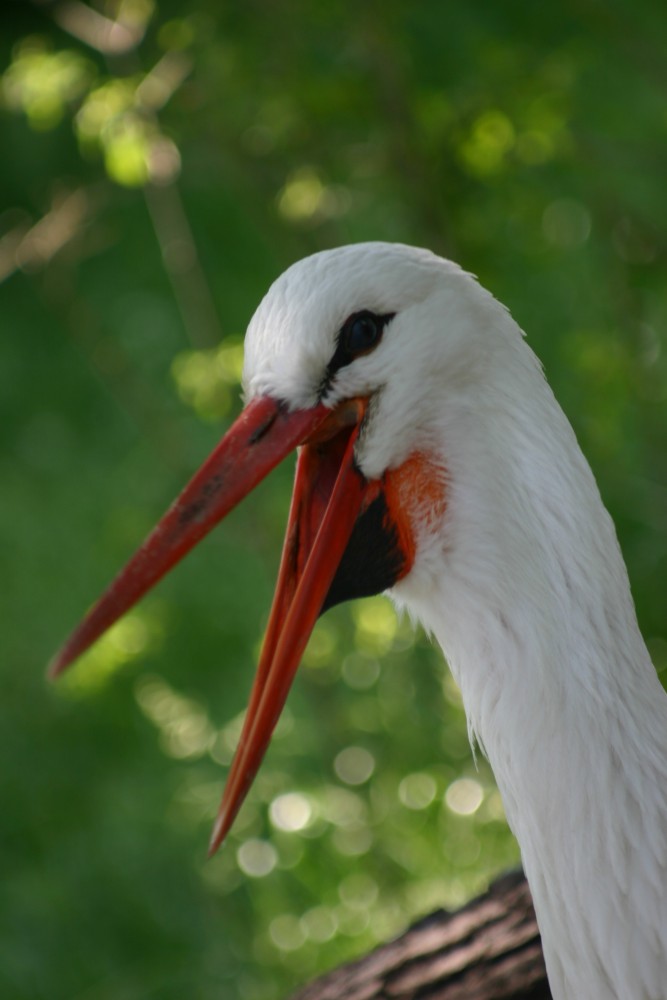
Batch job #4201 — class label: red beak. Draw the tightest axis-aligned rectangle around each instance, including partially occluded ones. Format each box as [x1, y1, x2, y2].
[49, 394, 402, 854]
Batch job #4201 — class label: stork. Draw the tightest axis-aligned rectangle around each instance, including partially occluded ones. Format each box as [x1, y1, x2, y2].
[51, 243, 667, 999]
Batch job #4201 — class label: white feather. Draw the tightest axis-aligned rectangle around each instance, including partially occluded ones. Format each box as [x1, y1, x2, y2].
[243, 242, 667, 999]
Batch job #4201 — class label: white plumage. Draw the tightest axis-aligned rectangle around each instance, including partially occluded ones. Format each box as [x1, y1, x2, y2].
[243, 243, 667, 999]
[54, 241, 667, 999]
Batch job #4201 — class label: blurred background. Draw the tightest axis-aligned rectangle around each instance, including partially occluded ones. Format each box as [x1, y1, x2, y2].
[2, 1, 667, 998]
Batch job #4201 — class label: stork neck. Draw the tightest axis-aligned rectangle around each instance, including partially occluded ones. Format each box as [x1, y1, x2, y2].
[395, 386, 667, 999]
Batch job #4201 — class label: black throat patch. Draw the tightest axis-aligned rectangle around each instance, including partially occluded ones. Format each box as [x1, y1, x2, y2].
[321, 485, 406, 613]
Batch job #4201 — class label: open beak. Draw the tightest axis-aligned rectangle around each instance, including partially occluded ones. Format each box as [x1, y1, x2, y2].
[50, 393, 409, 854]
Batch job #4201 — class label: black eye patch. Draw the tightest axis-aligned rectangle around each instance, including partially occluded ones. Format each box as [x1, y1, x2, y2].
[318, 310, 395, 398]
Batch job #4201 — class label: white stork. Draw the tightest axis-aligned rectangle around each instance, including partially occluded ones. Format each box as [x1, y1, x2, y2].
[51, 243, 667, 1000]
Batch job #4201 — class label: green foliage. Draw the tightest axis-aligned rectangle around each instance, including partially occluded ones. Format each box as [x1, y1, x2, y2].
[2, 37, 95, 130]
[1, 1, 666, 998]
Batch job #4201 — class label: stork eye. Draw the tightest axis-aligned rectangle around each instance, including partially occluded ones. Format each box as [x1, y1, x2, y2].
[343, 311, 384, 356]
[318, 309, 395, 399]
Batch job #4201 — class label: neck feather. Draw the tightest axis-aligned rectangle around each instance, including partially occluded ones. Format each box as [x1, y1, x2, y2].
[392, 353, 667, 999]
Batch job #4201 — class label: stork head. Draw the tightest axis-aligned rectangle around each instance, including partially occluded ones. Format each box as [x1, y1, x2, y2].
[243, 242, 506, 475]
[49, 243, 525, 852]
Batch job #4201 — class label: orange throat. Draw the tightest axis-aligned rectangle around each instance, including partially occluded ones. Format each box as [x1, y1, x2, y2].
[382, 451, 448, 580]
